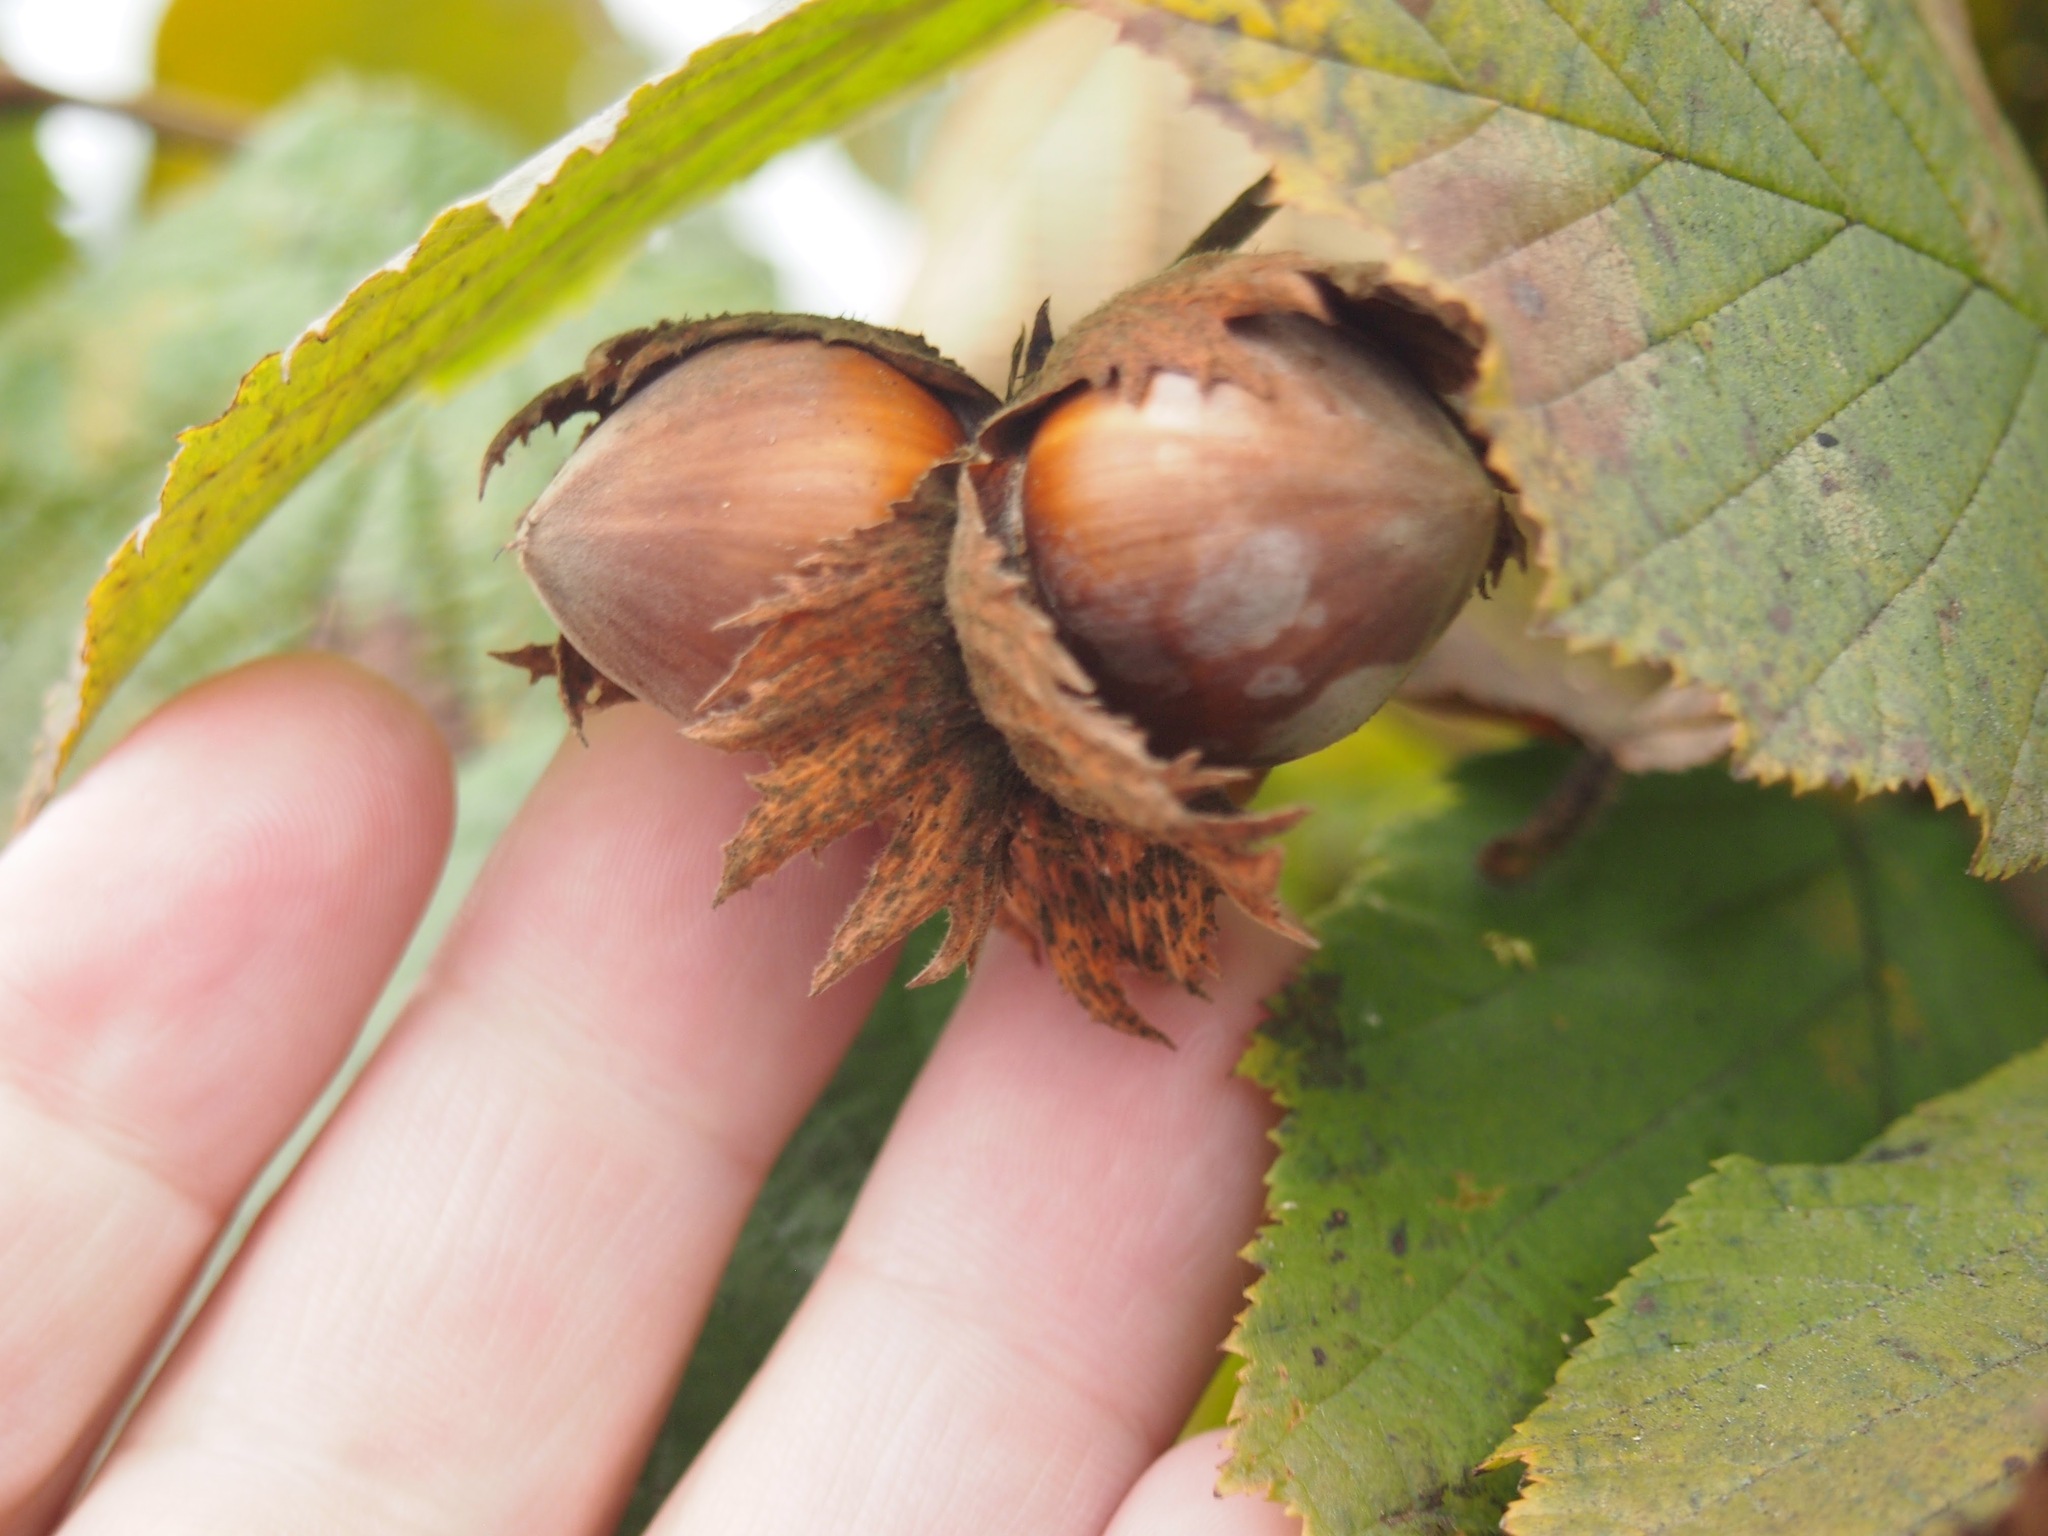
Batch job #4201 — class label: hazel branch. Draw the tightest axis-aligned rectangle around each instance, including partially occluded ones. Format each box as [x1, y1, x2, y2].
[0, 65, 248, 148]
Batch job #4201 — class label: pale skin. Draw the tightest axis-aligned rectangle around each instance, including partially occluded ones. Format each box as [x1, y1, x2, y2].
[0, 654, 1307, 1536]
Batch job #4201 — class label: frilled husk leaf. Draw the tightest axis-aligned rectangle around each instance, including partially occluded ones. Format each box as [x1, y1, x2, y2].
[981, 251, 1491, 454]
[947, 252, 1522, 843]
[681, 463, 1317, 1040]
[948, 468, 1312, 947]
[489, 635, 635, 738]
[685, 469, 1012, 993]
[481, 311, 1000, 493]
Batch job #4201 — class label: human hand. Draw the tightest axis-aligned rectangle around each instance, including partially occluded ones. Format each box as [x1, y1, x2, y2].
[0, 655, 1305, 1536]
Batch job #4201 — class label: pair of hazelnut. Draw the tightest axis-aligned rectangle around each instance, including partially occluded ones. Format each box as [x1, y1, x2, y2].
[486, 251, 1513, 1037]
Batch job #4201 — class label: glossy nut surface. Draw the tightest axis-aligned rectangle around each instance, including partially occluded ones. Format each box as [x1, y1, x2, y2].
[514, 337, 965, 719]
[1020, 314, 1501, 766]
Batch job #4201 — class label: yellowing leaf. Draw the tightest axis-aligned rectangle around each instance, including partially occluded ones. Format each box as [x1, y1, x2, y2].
[1092, 0, 2048, 874]
[1501, 1036, 2048, 1533]
[14, 0, 1043, 822]
[1229, 749, 2048, 1534]
[154, 0, 628, 147]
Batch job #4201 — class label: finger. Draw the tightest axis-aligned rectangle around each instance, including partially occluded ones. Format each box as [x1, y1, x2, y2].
[0, 656, 453, 1533]
[1103, 1432, 1302, 1536]
[66, 704, 892, 1536]
[656, 913, 1303, 1536]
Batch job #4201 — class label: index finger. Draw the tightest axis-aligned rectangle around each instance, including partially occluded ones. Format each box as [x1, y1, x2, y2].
[0, 657, 454, 1532]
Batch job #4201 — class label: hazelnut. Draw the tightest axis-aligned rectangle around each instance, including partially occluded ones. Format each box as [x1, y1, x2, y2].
[1012, 310, 1502, 766]
[488, 317, 997, 721]
[487, 258, 1513, 1038]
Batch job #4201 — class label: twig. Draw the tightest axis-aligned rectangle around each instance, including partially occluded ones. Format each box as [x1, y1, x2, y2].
[1478, 748, 1621, 884]
[0, 64, 248, 148]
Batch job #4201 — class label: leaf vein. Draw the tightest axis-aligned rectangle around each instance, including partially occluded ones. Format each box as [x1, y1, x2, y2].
[1275, 960, 1863, 1465]
[1992, 661, 2048, 826]
[1520, 214, 1848, 411]
[1633, 1265, 2048, 1533]
[1755, 330, 2048, 742]
[1566, 274, 1977, 611]
[1803, 0, 1983, 275]
[1155, 3, 2029, 316]
[1671, 0, 1851, 211]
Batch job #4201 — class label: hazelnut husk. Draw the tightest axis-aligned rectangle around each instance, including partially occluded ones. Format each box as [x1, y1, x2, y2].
[488, 259, 1516, 1039]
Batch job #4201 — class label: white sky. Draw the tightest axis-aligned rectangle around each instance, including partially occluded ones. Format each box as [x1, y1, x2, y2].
[0, 0, 919, 319]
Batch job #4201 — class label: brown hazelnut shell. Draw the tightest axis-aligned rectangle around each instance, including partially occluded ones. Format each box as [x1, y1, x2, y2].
[482, 313, 999, 726]
[1016, 312, 1502, 765]
[949, 252, 1519, 837]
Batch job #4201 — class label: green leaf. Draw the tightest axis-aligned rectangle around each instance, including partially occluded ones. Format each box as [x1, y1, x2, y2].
[1228, 749, 2048, 1534]
[616, 925, 964, 1535]
[1256, 708, 1463, 917]
[14, 0, 1044, 821]
[0, 84, 772, 796]
[1093, 0, 2048, 874]
[1501, 1037, 2048, 1533]
[0, 116, 67, 311]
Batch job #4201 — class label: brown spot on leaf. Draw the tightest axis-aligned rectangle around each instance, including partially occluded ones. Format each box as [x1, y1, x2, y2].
[1441, 1171, 1506, 1211]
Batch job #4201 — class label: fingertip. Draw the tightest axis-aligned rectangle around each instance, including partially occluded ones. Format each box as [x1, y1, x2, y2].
[0, 653, 457, 1202]
[1105, 1431, 1304, 1536]
[40, 651, 456, 882]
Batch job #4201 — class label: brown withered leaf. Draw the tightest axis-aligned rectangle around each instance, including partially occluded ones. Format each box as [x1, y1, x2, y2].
[1400, 557, 1735, 772]
[489, 634, 634, 738]
[684, 464, 1306, 1040]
